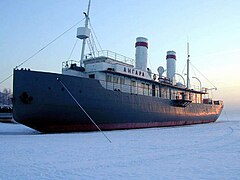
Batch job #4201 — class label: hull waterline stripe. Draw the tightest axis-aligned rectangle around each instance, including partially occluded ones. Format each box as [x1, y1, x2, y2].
[57, 78, 112, 143]
[35, 119, 217, 132]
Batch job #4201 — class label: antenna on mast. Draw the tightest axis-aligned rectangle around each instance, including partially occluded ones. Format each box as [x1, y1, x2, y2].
[186, 42, 190, 89]
[76, 0, 91, 67]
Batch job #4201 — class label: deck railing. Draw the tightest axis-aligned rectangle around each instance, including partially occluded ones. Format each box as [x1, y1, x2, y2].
[85, 50, 134, 65]
[62, 60, 80, 69]
[62, 50, 134, 68]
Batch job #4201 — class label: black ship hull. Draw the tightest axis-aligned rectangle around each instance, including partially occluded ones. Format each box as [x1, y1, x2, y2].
[13, 70, 223, 133]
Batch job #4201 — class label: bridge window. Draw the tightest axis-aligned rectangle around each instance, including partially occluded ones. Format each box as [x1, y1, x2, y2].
[120, 77, 125, 84]
[106, 75, 112, 82]
[113, 76, 119, 83]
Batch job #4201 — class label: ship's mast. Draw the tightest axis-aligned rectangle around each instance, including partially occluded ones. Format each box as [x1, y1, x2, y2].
[186, 42, 190, 89]
[77, 0, 91, 67]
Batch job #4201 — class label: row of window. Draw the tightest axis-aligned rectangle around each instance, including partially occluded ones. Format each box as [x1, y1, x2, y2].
[106, 75, 125, 84]
[105, 74, 202, 103]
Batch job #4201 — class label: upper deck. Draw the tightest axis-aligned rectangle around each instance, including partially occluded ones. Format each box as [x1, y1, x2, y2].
[62, 50, 151, 80]
[60, 49, 222, 106]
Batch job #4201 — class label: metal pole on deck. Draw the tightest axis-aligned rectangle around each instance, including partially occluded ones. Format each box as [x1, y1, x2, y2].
[186, 42, 190, 89]
[80, 0, 91, 66]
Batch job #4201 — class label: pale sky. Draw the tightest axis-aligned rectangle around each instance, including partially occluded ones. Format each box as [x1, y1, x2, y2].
[1, 0, 240, 112]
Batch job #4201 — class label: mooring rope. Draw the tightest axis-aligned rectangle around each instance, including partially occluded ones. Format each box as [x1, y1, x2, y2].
[57, 78, 111, 143]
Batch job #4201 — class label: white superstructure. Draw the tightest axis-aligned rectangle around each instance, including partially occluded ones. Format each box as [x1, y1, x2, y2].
[61, 0, 205, 102]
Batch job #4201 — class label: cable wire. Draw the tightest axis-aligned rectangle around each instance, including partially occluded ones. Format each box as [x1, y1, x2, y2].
[0, 18, 85, 85]
[89, 19, 103, 52]
[57, 78, 111, 143]
[68, 39, 79, 61]
[181, 62, 187, 76]
[190, 62, 217, 89]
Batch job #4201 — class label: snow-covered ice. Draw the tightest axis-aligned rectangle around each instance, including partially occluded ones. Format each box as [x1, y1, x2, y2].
[0, 115, 240, 179]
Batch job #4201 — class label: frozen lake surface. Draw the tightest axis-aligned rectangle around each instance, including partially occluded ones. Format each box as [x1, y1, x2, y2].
[0, 116, 240, 179]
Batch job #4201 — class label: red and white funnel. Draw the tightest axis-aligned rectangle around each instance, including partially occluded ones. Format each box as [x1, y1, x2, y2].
[135, 37, 148, 71]
[166, 51, 176, 82]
